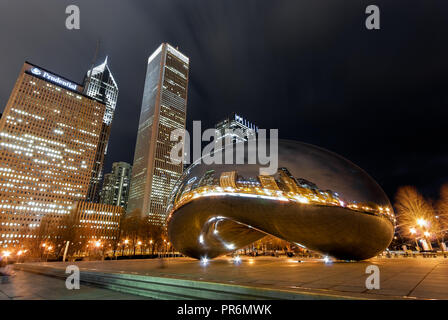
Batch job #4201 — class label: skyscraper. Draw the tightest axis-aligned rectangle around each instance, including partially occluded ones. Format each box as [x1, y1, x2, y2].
[100, 161, 132, 209]
[215, 112, 258, 145]
[0, 62, 106, 247]
[83, 57, 119, 202]
[127, 43, 189, 225]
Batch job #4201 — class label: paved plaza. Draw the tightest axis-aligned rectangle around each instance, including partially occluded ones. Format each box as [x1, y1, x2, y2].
[9, 255, 448, 300]
[0, 271, 150, 300]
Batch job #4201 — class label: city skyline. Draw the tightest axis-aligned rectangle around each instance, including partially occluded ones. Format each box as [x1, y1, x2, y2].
[1, 1, 447, 202]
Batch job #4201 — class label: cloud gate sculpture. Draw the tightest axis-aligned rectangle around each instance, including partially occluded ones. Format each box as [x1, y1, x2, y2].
[166, 140, 395, 261]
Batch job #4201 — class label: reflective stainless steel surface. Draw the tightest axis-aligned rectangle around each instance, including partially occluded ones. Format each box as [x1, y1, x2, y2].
[167, 140, 395, 261]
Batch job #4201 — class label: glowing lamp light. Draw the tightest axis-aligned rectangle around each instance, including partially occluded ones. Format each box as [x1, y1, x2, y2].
[410, 227, 417, 235]
[233, 256, 242, 264]
[201, 257, 209, 265]
[417, 218, 428, 227]
[2, 251, 11, 258]
[95, 241, 101, 248]
[323, 256, 331, 264]
[137, 241, 142, 245]
[424, 231, 431, 237]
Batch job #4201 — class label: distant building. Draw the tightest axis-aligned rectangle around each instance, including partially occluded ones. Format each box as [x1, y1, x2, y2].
[215, 112, 258, 146]
[73, 201, 124, 241]
[100, 162, 132, 210]
[0, 62, 106, 246]
[83, 57, 119, 202]
[127, 43, 189, 226]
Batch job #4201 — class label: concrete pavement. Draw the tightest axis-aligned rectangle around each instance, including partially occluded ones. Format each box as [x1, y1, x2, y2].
[0, 270, 150, 300]
[12, 256, 448, 300]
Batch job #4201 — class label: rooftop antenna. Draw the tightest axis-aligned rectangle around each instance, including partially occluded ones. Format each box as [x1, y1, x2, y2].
[85, 39, 101, 91]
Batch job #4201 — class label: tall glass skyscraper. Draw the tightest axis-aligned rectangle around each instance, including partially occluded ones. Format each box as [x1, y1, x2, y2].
[127, 43, 189, 226]
[83, 57, 119, 202]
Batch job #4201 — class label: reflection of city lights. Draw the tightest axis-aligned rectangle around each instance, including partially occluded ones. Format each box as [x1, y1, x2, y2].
[199, 235, 204, 245]
[323, 256, 331, 264]
[170, 179, 393, 224]
[233, 256, 241, 264]
[201, 257, 209, 265]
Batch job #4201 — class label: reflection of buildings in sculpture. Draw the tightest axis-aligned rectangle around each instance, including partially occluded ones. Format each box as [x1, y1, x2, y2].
[236, 176, 260, 188]
[127, 43, 189, 226]
[215, 113, 258, 146]
[0, 62, 106, 247]
[258, 175, 280, 191]
[196, 170, 216, 189]
[73, 201, 124, 241]
[277, 167, 300, 193]
[170, 166, 393, 222]
[100, 162, 132, 210]
[220, 171, 237, 188]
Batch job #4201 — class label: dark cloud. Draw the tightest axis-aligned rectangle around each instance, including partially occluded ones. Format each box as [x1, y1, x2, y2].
[1, 0, 447, 200]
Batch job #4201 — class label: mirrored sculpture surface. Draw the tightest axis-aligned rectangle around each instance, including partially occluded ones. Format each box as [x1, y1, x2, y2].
[167, 140, 395, 261]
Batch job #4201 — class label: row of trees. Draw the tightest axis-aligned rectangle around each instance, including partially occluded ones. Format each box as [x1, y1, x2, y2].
[394, 184, 448, 250]
[17, 209, 167, 261]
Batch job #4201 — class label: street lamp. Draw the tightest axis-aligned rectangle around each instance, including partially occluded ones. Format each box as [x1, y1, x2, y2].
[417, 218, 428, 228]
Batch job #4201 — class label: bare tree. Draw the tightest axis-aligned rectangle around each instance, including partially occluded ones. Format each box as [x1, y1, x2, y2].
[395, 186, 437, 250]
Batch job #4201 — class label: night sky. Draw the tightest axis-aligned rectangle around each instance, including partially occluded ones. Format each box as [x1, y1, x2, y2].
[1, 0, 447, 201]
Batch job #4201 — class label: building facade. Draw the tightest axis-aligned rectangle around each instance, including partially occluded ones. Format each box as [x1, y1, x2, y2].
[127, 43, 189, 226]
[0, 62, 106, 247]
[215, 113, 258, 146]
[83, 57, 119, 202]
[73, 201, 124, 241]
[100, 161, 132, 210]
